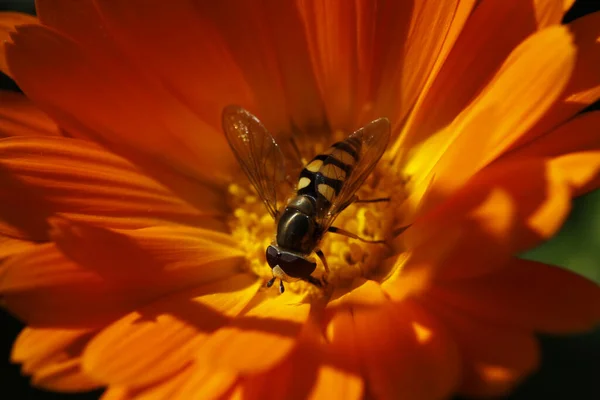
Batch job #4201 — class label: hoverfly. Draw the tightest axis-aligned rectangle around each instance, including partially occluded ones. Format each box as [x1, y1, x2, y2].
[222, 106, 391, 293]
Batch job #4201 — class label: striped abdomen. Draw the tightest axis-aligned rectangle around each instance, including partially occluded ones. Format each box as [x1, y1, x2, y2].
[297, 136, 361, 210]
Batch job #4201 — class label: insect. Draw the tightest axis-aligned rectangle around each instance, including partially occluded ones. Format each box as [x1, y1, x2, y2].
[222, 105, 391, 293]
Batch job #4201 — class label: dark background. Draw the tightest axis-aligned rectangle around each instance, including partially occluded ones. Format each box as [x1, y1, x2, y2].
[1, 1, 599, 399]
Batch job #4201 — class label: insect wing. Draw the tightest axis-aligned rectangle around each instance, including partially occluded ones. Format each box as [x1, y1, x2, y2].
[222, 105, 286, 219]
[320, 118, 391, 228]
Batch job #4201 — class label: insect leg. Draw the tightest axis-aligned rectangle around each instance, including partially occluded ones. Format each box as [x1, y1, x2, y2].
[315, 248, 330, 273]
[354, 197, 390, 203]
[304, 275, 322, 287]
[266, 276, 276, 288]
[279, 279, 285, 294]
[289, 136, 306, 165]
[328, 226, 385, 244]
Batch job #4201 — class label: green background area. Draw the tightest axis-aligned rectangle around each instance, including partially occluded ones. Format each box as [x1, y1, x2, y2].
[0, 1, 599, 399]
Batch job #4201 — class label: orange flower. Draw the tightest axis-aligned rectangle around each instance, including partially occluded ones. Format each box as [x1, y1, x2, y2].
[1, 1, 600, 399]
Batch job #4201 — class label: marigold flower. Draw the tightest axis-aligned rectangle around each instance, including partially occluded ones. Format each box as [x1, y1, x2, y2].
[1, 1, 600, 399]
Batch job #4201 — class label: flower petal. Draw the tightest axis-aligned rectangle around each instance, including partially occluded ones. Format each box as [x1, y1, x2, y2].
[192, 1, 327, 134]
[1, 221, 244, 327]
[534, 0, 573, 27]
[422, 296, 539, 398]
[68, 0, 254, 135]
[0, 136, 225, 240]
[391, 0, 554, 160]
[430, 258, 600, 334]
[0, 234, 35, 260]
[514, 11, 600, 148]
[82, 274, 259, 387]
[351, 298, 460, 400]
[6, 23, 236, 187]
[195, 292, 310, 374]
[11, 327, 100, 392]
[101, 363, 236, 400]
[0, 91, 61, 137]
[0, 12, 38, 77]
[405, 25, 575, 215]
[406, 158, 571, 280]
[504, 111, 600, 196]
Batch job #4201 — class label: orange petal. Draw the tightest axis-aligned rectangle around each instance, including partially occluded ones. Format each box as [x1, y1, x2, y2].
[6, 23, 236, 188]
[0, 234, 35, 260]
[0, 136, 225, 240]
[191, 1, 325, 134]
[513, 11, 600, 149]
[503, 111, 600, 196]
[406, 158, 571, 280]
[404, 25, 575, 215]
[351, 298, 460, 400]
[422, 296, 539, 398]
[1, 221, 244, 327]
[65, 0, 254, 136]
[82, 274, 259, 387]
[196, 292, 310, 374]
[11, 327, 101, 392]
[534, 0, 573, 27]
[238, 309, 364, 400]
[392, 0, 554, 161]
[0, 12, 38, 77]
[100, 362, 236, 400]
[0, 91, 61, 137]
[429, 258, 600, 334]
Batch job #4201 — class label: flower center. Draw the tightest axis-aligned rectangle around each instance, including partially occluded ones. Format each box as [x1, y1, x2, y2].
[226, 133, 406, 298]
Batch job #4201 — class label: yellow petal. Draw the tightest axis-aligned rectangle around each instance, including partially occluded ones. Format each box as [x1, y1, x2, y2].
[405, 26, 575, 216]
[196, 292, 310, 374]
[11, 327, 100, 392]
[512, 11, 600, 148]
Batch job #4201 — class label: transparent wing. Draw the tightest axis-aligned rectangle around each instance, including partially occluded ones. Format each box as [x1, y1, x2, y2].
[222, 105, 286, 219]
[319, 117, 391, 229]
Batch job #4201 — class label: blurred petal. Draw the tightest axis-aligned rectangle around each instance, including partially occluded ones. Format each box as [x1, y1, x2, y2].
[404, 26, 575, 214]
[196, 292, 310, 374]
[0, 91, 61, 137]
[504, 111, 600, 196]
[0, 235, 35, 260]
[352, 298, 460, 400]
[430, 258, 600, 334]
[423, 297, 539, 398]
[0, 12, 37, 77]
[534, 0, 573, 27]
[6, 23, 235, 187]
[102, 364, 237, 400]
[80, 0, 254, 135]
[0, 136, 225, 240]
[1, 221, 244, 327]
[406, 158, 571, 280]
[191, 0, 325, 134]
[11, 327, 100, 392]
[82, 274, 259, 387]
[392, 0, 552, 160]
[514, 11, 600, 148]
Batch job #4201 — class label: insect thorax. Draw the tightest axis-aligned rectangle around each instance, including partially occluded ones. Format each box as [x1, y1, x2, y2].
[276, 195, 321, 254]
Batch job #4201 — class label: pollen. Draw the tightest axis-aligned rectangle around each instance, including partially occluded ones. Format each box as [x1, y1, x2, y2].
[226, 143, 408, 298]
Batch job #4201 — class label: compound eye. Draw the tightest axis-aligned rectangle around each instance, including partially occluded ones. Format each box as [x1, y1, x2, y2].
[278, 253, 317, 278]
[265, 246, 280, 269]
